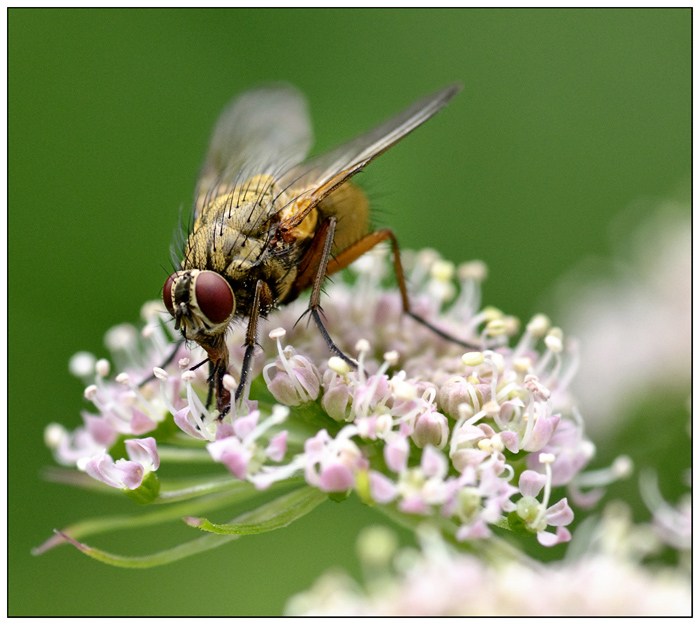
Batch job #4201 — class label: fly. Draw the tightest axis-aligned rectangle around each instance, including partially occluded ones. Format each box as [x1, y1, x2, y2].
[162, 83, 468, 415]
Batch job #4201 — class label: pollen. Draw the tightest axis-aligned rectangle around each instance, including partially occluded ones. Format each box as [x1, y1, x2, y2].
[328, 356, 351, 375]
[544, 334, 563, 353]
[539, 452, 556, 465]
[383, 350, 399, 366]
[458, 259, 488, 282]
[96, 359, 110, 378]
[462, 351, 484, 367]
[513, 357, 532, 372]
[526, 314, 551, 338]
[115, 373, 131, 385]
[486, 319, 507, 337]
[355, 339, 371, 354]
[222, 374, 238, 391]
[269, 327, 287, 340]
[430, 259, 455, 282]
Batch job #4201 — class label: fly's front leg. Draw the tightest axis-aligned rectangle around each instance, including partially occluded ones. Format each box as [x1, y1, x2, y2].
[235, 279, 273, 402]
[138, 338, 185, 387]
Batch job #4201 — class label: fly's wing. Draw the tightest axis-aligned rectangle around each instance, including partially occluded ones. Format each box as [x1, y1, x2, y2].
[194, 84, 313, 219]
[275, 84, 462, 223]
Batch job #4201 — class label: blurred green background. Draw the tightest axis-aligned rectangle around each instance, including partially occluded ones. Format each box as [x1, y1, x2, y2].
[9, 8, 690, 616]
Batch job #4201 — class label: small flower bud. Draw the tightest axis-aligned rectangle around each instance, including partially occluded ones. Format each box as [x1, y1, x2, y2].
[322, 372, 353, 422]
[516, 495, 542, 526]
[267, 354, 322, 406]
[411, 410, 449, 449]
[438, 376, 489, 419]
[456, 486, 482, 521]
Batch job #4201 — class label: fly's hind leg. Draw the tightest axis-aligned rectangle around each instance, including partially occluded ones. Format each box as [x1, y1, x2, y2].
[325, 228, 478, 350]
[298, 218, 476, 373]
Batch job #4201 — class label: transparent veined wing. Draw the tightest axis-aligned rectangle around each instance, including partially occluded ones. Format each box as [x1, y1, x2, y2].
[276, 84, 462, 213]
[194, 83, 313, 218]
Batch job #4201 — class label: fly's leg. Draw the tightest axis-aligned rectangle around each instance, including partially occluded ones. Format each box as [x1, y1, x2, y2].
[205, 361, 216, 409]
[305, 217, 359, 369]
[138, 338, 186, 387]
[213, 360, 231, 415]
[234, 279, 274, 403]
[326, 228, 478, 350]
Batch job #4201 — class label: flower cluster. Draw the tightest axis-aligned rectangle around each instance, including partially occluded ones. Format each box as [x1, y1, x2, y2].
[42, 246, 613, 561]
[286, 519, 691, 616]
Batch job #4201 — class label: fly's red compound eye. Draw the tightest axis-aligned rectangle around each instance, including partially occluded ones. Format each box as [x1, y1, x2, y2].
[163, 273, 177, 316]
[193, 271, 235, 325]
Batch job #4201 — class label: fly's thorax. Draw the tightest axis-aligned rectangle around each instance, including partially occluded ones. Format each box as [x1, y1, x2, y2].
[194, 174, 278, 236]
[184, 221, 268, 274]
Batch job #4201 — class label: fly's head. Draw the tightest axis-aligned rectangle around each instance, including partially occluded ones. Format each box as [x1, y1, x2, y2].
[163, 269, 235, 350]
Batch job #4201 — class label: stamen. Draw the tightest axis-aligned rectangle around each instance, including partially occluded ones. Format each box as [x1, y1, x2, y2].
[44, 423, 66, 449]
[69, 352, 96, 379]
[182, 370, 215, 440]
[533, 452, 555, 528]
[263, 328, 308, 401]
[244, 405, 290, 445]
[355, 339, 371, 384]
[576, 455, 633, 488]
[115, 372, 163, 424]
[95, 359, 110, 378]
[153, 367, 177, 415]
[482, 351, 501, 403]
